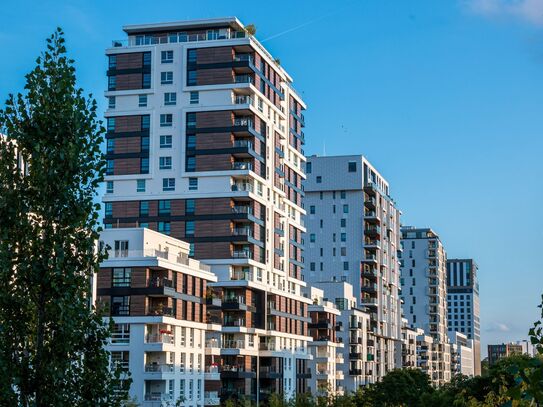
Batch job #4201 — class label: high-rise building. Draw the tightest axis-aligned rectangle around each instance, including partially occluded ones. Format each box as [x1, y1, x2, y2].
[103, 18, 311, 403]
[304, 287, 344, 396]
[449, 331, 474, 377]
[311, 281, 374, 390]
[304, 155, 402, 379]
[399, 319, 417, 369]
[447, 258, 481, 375]
[95, 228, 219, 406]
[400, 227, 451, 384]
[488, 343, 524, 366]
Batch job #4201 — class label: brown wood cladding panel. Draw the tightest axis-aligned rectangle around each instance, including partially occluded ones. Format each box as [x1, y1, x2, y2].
[274, 212, 281, 229]
[196, 133, 233, 149]
[97, 269, 111, 289]
[130, 268, 148, 288]
[114, 158, 140, 175]
[176, 299, 183, 319]
[196, 47, 234, 64]
[195, 154, 232, 171]
[196, 111, 233, 128]
[197, 68, 234, 86]
[195, 220, 231, 237]
[130, 295, 146, 316]
[253, 202, 263, 220]
[116, 74, 143, 91]
[116, 53, 144, 69]
[194, 242, 231, 259]
[113, 137, 141, 154]
[170, 221, 185, 239]
[195, 198, 232, 215]
[171, 200, 185, 216]
[194, 303, 201, 322]
[114, 115, 142, 133]
[112, 201, 140, 218]
[204, 381, 221, 392]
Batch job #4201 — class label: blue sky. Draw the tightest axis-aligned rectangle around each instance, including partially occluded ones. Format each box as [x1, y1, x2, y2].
[1, 0, 542, 356]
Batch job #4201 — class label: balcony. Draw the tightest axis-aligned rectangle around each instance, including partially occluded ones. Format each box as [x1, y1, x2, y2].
[361, 283, 378, 293]
[223, 318, 246, 328]
[364, 226, 381, 237]
[349, 352, 363, 360]
[221, 365, 256, 379]
[205, 365, 221, 380]
[234, 95, 254, 106]
[148, 277, 174, 289]
[361, 254, 378, 264]
[232, 161, 253, 171]
[361, 267, 378, 278]
[364, 196, 377, 209]
[361, 297, 378, 307]
[231, 250, 252, 259]
[204, 391, 221, 406]
[144, 393, 173, 402]
[112, 30, 248, 48]
[234, 75, 254, 84]
[231, 183, 253, 192]
[309, 320, 333, 330]
[349, 368, 363, 376]
[260, 365, 282, 379]
[147, 306, 174, 317]
[144, 363, 174, 373]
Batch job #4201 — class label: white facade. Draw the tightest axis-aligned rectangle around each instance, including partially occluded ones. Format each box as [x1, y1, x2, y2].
[303, 155, 402, 379]
[400, 227, 451, 384]
[450, 331, 474, 377]
[98, 228, 218, 406]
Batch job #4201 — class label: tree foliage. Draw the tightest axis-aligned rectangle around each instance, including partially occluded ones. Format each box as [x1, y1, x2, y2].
[0, 28, 128, 406]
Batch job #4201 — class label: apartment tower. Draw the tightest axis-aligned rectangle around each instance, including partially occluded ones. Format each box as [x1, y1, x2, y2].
[400, 227, 451, 384]
[304, 155, 402, 379]
[103, 18, 311, 404]
[447, 258, 481, 375]
[96, 228, 219, 405]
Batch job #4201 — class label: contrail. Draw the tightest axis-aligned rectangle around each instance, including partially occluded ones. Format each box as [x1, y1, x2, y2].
[260, 3, 354, 43]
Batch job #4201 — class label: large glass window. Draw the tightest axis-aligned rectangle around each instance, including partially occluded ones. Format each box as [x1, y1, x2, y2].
[111, 296, 130, 316]
[158, 200, 171, 216]
[112, 268, 131, 287]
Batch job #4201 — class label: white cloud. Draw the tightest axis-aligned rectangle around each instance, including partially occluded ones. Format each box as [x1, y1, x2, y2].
[486, 321, 511, 332]
[464, 0, 543, 26]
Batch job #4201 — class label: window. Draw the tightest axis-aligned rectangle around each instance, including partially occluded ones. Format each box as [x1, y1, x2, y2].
[141, 115, 150, 130]
[159, 156, 172, 170]
[164, 92, 177, 105]
[316, 176, 322, 183]
[160, 114, 173, 127]
[160, 135, 172, 148]
[186, 156, 196, 172]
[306, 162, 311, 173]
[140, 158, 149, 174]
[106, 160, 114, 175]
[108, 76, 116, 91]
[107, 139, 115, 153]
[187, 49, 197, 63]
[340, 191, 346, 199]
[114, 240, 129, 257]
[187, 70, 197, 86]
[138, 95, 147, 107]
[340, 218, 346, 227]
[309, 234, 316, 243]
[341, 247, 347, 256]
[139, 201, 149, 216]
[136, 179, 146, 192]
[185, 221, 195, 236]
[189, 243, 195, 257]
[142, 73, 151, 89]
[108, 55, 117, 69]
[186, 135, 196, 149]
[140, 136, 149, 152]
[341, 233, 346, 242]
[163, 178, 175, 191]
[106, 181, 114, 194]
[143, 52, 151, 66]
[111, 323, 130, 344]
[309, 205, 315, 215]
[348, 161, 357, 172]
[186, 199, 195, 214]
[319, 219, 323, 228]
[108, 96, 116, 109]
[107, 117, 116, 131]
[111, 296, 130, 316]
[189, 178, 198, 190]
[158, 200, 171, 216]
[110, 351, 129, 372]
[343, 261, 349, 271]
[161, 50, 174, 63]
[161, 71, 173, 84]
[104, 203, 113, 218]
[158, 221, 171, 235]
[343, 204, 349, 213]
[190, 91, 199, 104]
[310, 262, 315, 271]
[186, 113, 196, 129]
[112, 268, 131, 287]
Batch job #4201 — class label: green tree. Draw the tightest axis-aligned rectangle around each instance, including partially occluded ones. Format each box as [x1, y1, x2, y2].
[0, 29, 128, 406]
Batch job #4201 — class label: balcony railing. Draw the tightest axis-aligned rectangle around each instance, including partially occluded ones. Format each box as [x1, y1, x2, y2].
[232, 227, 252, 236]
[144, 393, 173, 402]
[232, 161, 253, 171]
[147, 306, 174, 317]
[148, 277, 173, 288]
[112, 30, 248, 47]
[231, 250, 252, 259]
[233, 117, 254, 127]
[233, 140, 254, 149]
[144, 363, 174, 373]
[231, 183, 253, 192]
[234, 54, 254, 63]
[145, 333, 174, 344]
[234, 95, 254, 105]
[234, 75, 254, 84]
